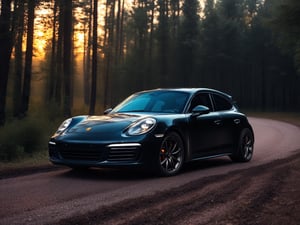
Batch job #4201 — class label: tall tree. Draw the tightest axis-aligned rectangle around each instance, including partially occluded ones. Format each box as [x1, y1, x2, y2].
[0, 0, 13, 125]
[268, 0, 300, 74]
[13, 0, 25, 117]
[62, 0, 73, 117]
[20, 0, 36, 116]
[157, 0, 170, 87]
[148, 0, 155, 60]
[47, 0, 59, 104]
[83, 0, 92, 105]
[170, 0, 180, 36]
[114, 0, 121, 65]
[103, 0, 117, 108]
[55, 0, 64, 105]
[169, 0, 181, 82]
[89, 0, 98, 115]
[178, 0, 200, 86]
[199, 0, 219, 86]
[129, 0, 151, 89]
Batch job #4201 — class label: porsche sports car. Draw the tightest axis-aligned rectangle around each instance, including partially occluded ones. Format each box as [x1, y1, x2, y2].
[49, 88, 254, 176]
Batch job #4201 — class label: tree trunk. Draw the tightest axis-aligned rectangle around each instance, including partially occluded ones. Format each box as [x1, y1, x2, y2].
[55, 0, 64, 105]
[115, 0, 121, 65]
[47, 0, 58, 103]
[62, 0, 73, 117]
[84, 0, 92, 105]
[89, 0, 98, 115]
[148, 1, 154, 59]
[13, 0, 25, 117]
[158, 0, 169, 87]
[119, 0, 125, 62]
[0, 0, 13, 126]
[103, 0, 115, 108]
[20, 0, 35, 117]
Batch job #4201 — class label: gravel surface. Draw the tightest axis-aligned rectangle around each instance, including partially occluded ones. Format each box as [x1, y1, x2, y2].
[56, 151, 300, 225]
[1, 118, 300, 225]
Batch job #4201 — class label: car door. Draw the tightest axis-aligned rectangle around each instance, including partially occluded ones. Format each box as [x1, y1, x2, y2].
[210, 93, 237, 153]
[188, 93, 223, 158]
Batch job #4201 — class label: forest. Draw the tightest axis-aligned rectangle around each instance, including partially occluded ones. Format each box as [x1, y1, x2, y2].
[0, 0, 300, 127]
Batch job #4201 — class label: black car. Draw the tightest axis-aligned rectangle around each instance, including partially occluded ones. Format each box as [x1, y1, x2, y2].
[49, 88, 254, 176]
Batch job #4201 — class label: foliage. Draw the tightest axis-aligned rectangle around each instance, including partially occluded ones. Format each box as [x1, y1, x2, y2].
[0, 116, 53, 161]
[1, 0, 300, 129]
[267, 0, 300, 74]
[177, 0, 200, 86]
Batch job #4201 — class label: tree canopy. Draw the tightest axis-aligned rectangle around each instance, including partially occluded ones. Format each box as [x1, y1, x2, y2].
[0, 0, 299, 125]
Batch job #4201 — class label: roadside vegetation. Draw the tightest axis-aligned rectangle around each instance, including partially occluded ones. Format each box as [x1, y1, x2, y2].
[0, 110, 63, 171]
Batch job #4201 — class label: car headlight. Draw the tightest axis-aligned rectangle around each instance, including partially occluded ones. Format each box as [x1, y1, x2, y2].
[56, 118, 72, 134]
[126, 118, 156, 135]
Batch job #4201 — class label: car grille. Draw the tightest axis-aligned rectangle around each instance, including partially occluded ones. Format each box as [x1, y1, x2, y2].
[107, 143, 141, 161]
[58, 143, 104, 161]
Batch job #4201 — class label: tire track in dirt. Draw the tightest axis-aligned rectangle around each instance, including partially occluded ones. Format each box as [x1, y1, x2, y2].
[215, 157, 300, 225]
[56, 154, 300, 225]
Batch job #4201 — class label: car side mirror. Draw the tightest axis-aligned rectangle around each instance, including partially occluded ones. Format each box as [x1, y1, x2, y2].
[191, 105, 210, 116]
[104, 108, 112, 115]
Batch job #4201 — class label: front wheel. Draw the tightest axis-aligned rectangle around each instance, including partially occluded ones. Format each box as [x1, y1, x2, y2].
[230, 128, 254, 162]
[155, 132, 185, 176]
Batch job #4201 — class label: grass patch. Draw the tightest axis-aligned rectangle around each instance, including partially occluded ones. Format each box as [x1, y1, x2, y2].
[0, 114, 63, 173]
[0, 117, 47, 160]
[0, 150, 50, 172]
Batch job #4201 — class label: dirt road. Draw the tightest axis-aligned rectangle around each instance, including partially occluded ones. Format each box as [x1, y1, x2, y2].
[1, 118, 300, 225]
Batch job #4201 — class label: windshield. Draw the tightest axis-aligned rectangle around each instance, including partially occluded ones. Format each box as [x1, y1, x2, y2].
[112, 90, 190, 114]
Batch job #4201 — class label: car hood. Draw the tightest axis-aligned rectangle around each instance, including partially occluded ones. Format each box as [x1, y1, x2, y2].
[66, 113, 143, 135]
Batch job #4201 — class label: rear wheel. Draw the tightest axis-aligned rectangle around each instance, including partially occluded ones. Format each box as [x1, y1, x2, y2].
[231, 128, 254, 162]
[155, 132, 184, 176]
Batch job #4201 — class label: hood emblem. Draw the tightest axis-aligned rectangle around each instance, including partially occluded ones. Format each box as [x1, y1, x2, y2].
[86, 127, 92, 132]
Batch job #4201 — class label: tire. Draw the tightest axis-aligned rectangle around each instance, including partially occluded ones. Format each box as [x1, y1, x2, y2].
[230, 128, 254, 162]
[155, 132, 185, 176]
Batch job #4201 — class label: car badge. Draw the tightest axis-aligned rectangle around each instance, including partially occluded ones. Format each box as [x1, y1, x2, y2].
[86, 127, 92, 132]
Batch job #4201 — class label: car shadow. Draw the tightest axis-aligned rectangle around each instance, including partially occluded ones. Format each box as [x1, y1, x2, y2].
[58, 167, 154, 181]
[57, 157, 233, 181]
[182, 157, 233, 174]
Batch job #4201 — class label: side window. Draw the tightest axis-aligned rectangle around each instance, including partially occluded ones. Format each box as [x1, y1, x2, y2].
[189, 93, 213, 112]
[212, 94, 232, 111]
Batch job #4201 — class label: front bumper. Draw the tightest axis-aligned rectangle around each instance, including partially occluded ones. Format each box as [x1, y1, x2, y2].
[48, 137, 162, 168]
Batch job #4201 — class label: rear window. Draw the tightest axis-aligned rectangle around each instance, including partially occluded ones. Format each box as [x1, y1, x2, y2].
[212, 94, 232, 111]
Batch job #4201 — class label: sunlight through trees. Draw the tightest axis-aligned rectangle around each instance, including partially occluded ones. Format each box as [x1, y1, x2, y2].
[0, 0, 299, 125]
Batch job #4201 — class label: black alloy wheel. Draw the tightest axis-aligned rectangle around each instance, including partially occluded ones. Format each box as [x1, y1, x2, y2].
[231, 128, 254, 162]
[157, 132, 184, 176]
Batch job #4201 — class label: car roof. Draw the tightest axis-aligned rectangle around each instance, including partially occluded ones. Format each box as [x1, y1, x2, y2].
[137, 88, 233, 100]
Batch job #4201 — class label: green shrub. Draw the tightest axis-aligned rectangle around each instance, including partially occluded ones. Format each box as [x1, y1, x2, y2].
[0, 120, 21, 161]
[0, 126, 24, 161]
[0, 117, 48, 161]
[17, 118, 46, 153]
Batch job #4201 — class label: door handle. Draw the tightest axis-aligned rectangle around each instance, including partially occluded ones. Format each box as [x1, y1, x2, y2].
[234, 119, 240, 124]
[214, 120, 222, 125]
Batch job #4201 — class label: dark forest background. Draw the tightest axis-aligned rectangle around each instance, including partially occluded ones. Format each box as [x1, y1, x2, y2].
[1, 0, 300, 127]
